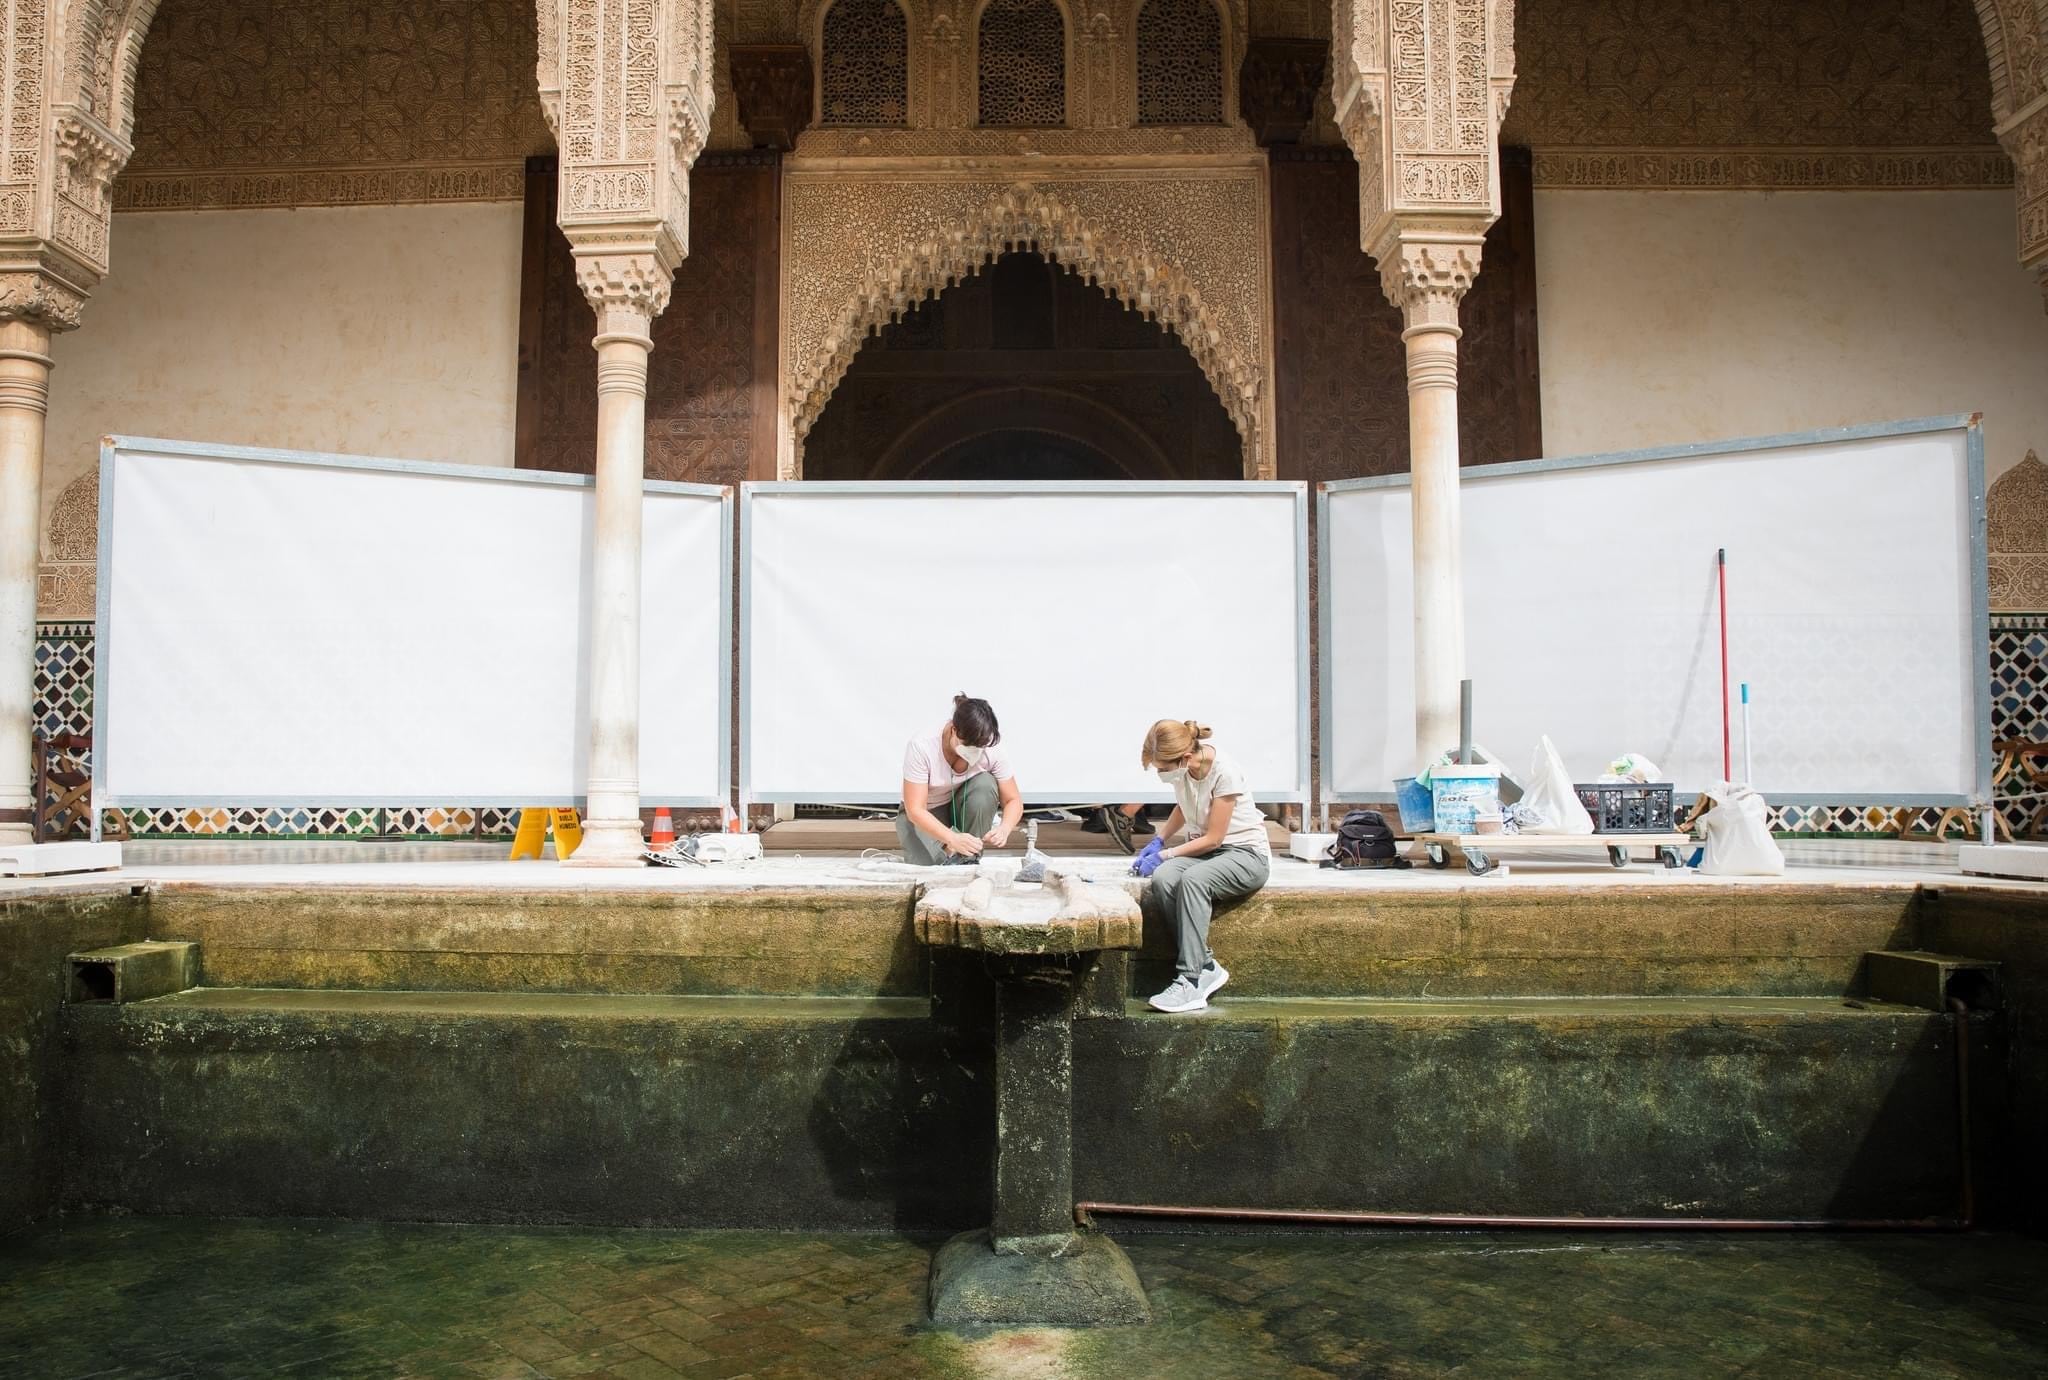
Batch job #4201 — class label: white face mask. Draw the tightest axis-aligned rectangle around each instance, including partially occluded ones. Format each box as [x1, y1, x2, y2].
[955, 743, 986, 770]
[1157, 765, 1188, 786]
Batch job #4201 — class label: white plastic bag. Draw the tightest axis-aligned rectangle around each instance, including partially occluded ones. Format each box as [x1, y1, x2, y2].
[1601, 753, 1664, 784]
[1696, 782, 1785, 876]
[1520, 735, 1595, 834]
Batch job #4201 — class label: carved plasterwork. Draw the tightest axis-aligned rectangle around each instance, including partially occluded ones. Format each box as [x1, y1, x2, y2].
[1504, 0, 2007, 152]
[1990, 450, 2048, 610]
[782, 169, 1272, 474]
[115, 0, 554, 210]
[36, 469, 97, 619]
[2000, 101, 2048, 302]
[537, 0, 719, 318]
[1535, 148, 2018, 192]
[1, 0, 164, 326]
[1332, 0, 1511, 264]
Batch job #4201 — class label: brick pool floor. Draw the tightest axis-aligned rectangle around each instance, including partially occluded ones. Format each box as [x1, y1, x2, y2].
[3, 1218, 2045, 1378]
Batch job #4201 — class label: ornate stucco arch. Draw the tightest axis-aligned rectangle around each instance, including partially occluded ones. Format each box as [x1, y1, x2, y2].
[786, 181, 1267, 474]
[1969, 0, 2046, 122]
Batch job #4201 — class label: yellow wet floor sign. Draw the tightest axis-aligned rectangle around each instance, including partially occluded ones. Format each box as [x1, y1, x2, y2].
[510, 806, 584, 860]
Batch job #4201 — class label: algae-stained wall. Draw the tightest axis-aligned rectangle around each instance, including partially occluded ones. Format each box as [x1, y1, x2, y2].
[1534, 191, 2048, 482]
[39, 203, 526, 550]
[1, 893, 145, 1234]
[1918, 887, 2048, 1234]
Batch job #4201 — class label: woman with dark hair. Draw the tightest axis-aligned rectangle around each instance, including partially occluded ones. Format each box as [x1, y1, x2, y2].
[895, 694, 1024, 865]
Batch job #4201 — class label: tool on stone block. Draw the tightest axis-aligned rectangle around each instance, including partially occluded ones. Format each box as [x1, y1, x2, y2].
[1015, 819, 1047, 884]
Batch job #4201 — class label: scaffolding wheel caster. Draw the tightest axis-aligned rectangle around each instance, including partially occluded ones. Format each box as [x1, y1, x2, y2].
[1658, 846, 1683, 869]
[1465, 850, 1492, 877]
[1426, 842, 1450, 869]
[1607, 845, 1630, 868]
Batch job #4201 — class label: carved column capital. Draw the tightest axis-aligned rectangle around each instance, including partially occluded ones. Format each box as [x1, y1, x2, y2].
[572, 251, 673, 336]
[1997, 98, 2048, 311]
[1238, 38, 1327, 147]
[0, 269, 88, 333]
[730, 45, 814, 151]
[1372, 227, 1484, 325]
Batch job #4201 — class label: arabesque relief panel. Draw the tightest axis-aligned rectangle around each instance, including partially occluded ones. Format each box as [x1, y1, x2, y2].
[780, 164, 1272, 476]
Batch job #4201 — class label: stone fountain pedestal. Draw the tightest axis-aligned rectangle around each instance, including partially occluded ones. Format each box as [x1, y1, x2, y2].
[916, 870, 1151, 1328]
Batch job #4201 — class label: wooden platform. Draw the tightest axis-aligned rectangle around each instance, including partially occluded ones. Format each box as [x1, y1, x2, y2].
[1413, 831, 1693, 875]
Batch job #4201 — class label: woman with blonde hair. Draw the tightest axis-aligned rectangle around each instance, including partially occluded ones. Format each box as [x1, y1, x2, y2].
[1130, 718, 1271, 1012]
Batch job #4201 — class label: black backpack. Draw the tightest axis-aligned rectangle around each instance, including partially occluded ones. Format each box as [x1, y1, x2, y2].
[1323, 809, 1410, 869]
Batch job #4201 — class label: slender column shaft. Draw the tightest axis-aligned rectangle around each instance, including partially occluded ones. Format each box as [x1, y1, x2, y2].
[1403, 302, 1466, 766]
[0, 319, 53, 845]
[566, 309, 654, 866]
[991, 964, 1078, 1252]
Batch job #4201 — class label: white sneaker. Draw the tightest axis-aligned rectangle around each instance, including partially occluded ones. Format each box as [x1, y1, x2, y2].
[1147, 975, 1208, 1013]
[1197, 961, 1230, 1000]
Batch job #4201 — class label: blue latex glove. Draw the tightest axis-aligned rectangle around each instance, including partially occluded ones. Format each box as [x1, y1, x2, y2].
[1131, 838, 1166, 878]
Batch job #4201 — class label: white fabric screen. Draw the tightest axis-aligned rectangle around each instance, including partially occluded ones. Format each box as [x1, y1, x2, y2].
[97, 439, 728, 804]
[744, 485, 1308, 802]
[1323, 422, 1985, 802]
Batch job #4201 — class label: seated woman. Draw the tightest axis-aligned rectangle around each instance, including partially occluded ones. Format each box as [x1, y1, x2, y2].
[896, 693, 1024, 866]
[1130, 718, 1272, 1013]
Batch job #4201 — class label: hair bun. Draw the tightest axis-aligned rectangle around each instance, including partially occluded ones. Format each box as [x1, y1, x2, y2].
[1186, 720, 1213, 741]
[954, 692, 968, 705]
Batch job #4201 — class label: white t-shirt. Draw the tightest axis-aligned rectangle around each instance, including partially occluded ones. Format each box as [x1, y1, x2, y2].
[1173, 748, 1270, 856]
[902, 728, 1014, 808]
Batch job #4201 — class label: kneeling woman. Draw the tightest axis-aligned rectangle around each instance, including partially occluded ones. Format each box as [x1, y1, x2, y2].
[896, 694, 1024, 865]
[1132, 719, 1271, 1012]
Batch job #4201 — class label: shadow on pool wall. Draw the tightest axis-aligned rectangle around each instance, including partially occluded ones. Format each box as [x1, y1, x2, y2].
[0, 891, 146, 1234]
[2, 881, 2045, 1237]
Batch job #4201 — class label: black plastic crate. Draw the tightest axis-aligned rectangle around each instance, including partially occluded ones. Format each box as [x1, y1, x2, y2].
[1573, 782, 1677, 834]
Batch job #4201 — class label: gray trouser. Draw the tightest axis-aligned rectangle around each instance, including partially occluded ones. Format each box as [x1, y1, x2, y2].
[895, 772, 1000, 865]
[1152, 845, 1270, 978]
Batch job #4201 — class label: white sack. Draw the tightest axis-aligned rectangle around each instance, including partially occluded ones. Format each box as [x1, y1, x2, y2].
[1521, 736, 1595, 834]
[1696, 782, 1785, 876]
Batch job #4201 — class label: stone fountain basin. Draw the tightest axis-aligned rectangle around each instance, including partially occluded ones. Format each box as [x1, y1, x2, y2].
[913, 864, 1141, 955]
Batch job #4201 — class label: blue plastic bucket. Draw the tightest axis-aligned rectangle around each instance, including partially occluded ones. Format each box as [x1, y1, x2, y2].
[1431, 765, 1502, 835]
[1394, 776, 1435, 833]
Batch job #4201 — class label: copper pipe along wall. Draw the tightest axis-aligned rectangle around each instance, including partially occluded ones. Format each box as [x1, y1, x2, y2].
[1079, 998, 1979, 1236]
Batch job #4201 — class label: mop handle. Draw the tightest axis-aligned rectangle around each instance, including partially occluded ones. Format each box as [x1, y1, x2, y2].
[1717, 549, 1731, 782]
[1741, 682, 1752, 786]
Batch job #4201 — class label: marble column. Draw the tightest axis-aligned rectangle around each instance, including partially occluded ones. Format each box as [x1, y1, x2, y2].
[1382, 236, 1481, 767]
[1403, 293, 1466, 764]
[0, 318, 53, 845]
[565, 303, 656, 867]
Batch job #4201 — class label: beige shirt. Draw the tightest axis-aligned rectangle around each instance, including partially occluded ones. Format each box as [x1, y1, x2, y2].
[1174, 748, 1270, 856]
[902, 728, 1014, 808]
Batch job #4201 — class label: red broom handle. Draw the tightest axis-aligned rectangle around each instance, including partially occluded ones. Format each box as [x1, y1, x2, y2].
[1717, 548, 1731, 781]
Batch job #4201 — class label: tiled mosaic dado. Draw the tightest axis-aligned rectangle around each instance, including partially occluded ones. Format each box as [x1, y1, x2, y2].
[32, 618, 2048, 840]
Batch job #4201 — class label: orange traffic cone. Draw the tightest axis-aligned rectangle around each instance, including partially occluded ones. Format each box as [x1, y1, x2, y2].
[649, 807, 676, 850]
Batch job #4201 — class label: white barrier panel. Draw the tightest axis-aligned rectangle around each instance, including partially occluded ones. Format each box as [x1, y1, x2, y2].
[1321, 418, 1989, 804]
[96, 438, 730, 805]
[743, 484, 1309, 803]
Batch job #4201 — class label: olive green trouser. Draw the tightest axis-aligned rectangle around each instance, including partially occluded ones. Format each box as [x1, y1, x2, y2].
[1151, 844, 1271, 979]
[895, 772, 999, 865]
